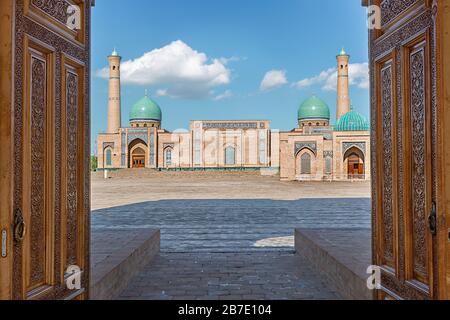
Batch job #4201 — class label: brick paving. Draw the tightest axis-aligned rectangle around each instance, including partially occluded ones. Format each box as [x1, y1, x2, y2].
[91, 172, 371, 300]
[119, 252, 339, 300]
[92, 198, 370, 253]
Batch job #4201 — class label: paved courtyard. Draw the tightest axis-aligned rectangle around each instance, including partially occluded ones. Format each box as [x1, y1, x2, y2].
[118, 252, 339, 300]
[91, 170, 371, 299]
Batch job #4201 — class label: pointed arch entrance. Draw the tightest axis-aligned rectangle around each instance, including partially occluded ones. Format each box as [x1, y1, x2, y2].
[128, 139, 148, 169]
[343, 147, 364, 179]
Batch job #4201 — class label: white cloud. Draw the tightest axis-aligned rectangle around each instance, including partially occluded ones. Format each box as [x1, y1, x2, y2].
[292, 67, 335, 89]
[213, 90, 233, 101]
[97, 40, 232, 100]
[155, 89, 168, 97]
[260, 70, 288, 91]
[292, 63, 369, 91]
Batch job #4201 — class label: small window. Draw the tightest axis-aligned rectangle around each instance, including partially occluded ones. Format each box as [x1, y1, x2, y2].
[325, 157, 332, 174]
[165, 148, 172, 166]
[225, 147, 236, 165]
[106, 149, 112, 166]
[301, 153, 311, 175]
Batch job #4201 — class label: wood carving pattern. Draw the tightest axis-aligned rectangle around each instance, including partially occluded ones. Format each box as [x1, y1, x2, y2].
[395, 47, 406, 280]
[82, 3, 92, 293]
[369, 28, 378, 289]
[381, 0, 420, 26]
[430, 1, 439, 295]
[13, 0, 26, 300]
[14, 0, 91, 300]
[31, 0, 70, 25]
[66, 71, 78, 267]
[410, 48, 427, 277]
[53, 53, 62, 297]
[30, 57, 46, 286]
[381, 64, 394, 263]
[370, 4, 435, 299]
[373, 10, 432, 58]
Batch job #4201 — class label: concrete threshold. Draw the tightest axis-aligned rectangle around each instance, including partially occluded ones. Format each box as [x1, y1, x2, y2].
[295, 228, 373, 300]
[90, 228, 160, 300]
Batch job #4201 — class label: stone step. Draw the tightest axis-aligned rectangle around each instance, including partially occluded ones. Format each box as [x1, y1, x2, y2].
[295, 228, 372, 300]
[90, 228, 160, 300]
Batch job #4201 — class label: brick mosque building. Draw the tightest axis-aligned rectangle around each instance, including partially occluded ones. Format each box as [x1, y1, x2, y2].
[97, 48, 370, 181]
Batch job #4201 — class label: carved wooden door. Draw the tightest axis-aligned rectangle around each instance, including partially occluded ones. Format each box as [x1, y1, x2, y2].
[8, 0, 92, 300]
[368, 0, 447, 300]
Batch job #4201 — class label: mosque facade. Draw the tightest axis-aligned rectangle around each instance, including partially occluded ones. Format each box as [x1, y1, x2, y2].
[97, 49, 371, 181]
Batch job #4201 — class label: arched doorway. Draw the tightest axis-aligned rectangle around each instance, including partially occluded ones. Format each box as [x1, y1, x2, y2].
[128, 139, 148, 169]
[131, 147, 146, 168]
[344, 147, 364, 179]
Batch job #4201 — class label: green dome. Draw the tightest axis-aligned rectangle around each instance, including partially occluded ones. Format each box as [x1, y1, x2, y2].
[335, 110, 370, 131]
[298, 95, 330, 120]
[129, 95, 162, 122]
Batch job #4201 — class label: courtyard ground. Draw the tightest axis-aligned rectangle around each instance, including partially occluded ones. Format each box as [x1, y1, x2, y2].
[91, 170, 371, 299]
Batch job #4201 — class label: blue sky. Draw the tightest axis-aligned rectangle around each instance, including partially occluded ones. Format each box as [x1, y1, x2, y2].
[91, 0, 369, 153]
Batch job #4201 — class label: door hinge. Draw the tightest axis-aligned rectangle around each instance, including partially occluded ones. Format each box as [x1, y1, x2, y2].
[428, 201, 437, 236]
[1, 229, 7, 258]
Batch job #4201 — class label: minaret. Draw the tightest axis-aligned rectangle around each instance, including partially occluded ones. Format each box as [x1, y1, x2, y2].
[336, 48, 351, 121]
[107, 48, 122, 133]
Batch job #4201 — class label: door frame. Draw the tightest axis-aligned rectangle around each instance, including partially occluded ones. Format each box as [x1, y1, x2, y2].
[132, 155, 146, 168]
[0, 0, 13, 300]
[436, 0, 450, 299]
[366, 0, 449, 300]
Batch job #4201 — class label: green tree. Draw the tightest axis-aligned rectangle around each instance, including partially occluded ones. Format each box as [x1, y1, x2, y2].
[91, 155, 98, 172]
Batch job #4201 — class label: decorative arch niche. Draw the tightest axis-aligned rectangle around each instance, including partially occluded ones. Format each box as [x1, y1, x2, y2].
[164, 146, 174, 167]
[104, 147, 113, 167]
[295, 148, 316, 177]
[128, 138, 148, 168]
[343, 146, 365, 179]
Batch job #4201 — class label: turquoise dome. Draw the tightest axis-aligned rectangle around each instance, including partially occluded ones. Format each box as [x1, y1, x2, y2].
[337, 48, 349, 56]
[335, 110, 370, 131]
[298, 95, 331, 120]
[129, 96, 162, 122]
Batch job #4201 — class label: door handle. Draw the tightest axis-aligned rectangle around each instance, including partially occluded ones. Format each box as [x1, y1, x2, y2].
[428, 201, 437, 236]
[13, 209, 26, 243]
[1, 230, 6, 258]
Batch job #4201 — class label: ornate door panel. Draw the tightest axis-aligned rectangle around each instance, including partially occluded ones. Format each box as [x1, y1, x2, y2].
[369, 0, 446, 299]
[11, 0, 91, 300]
